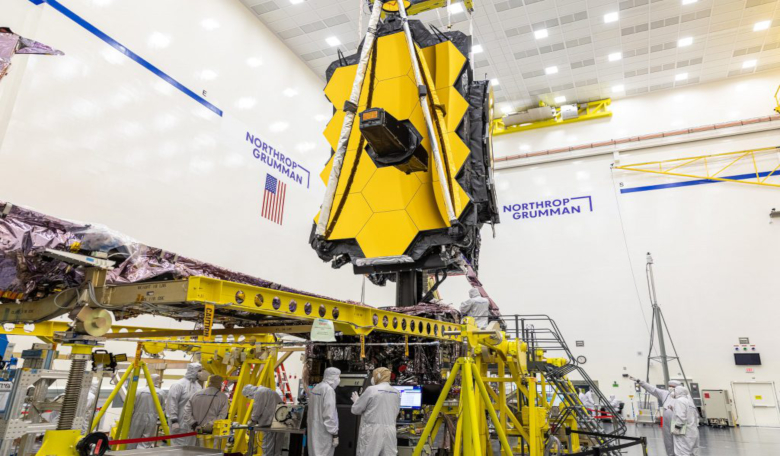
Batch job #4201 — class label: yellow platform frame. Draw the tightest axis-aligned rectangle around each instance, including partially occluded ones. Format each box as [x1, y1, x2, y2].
[5, 275, 598, 456]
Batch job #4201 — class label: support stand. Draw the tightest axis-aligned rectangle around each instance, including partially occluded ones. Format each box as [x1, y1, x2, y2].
[89, 344, 169, 449]
[413, 357, 513, 456]
[227, 348, 278, 455]
[644, 253, 691, 393]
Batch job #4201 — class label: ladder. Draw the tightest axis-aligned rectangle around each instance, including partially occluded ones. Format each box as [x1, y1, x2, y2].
[276, 364, 294, 403]
[504, 315, 627, 455]
[544, 363, 622, 455]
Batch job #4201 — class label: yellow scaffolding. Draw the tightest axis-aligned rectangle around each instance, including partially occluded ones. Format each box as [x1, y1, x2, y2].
[1, 274, 621, 456]
[615, 146, 780, 189]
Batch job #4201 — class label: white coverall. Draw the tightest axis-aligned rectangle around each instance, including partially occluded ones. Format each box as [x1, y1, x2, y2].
[638, 380, 680, 456]
[242, 384, 283, 456]
[608, 395, 620, 411]
[127, 375, 166, 449]
[165, 363, 203, 446]
[351, 380, 401, 455]
[307, 367, 341, 456]
[459, 287, 490, 329]
[182, 379, 229, 437]
[671, 387, 699, 456]
[583, 390, 597, 415]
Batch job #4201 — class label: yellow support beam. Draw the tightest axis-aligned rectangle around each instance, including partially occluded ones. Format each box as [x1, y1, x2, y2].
[774, 84, 779, 114]
[492, 99, 612, 136]
[381, 0, 474, 16]
[615, 146, 780, 189]
[186, 276, 462, 342]
[0, 321, 166, 342]
[1, 276, 462, 343]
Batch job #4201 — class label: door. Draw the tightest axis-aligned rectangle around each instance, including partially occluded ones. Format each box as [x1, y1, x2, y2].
[732, 382, 780, 427]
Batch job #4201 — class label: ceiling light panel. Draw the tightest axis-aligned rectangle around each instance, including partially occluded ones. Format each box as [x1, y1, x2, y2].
[604, 12, 619, 23]
[242, 0, 774, 115]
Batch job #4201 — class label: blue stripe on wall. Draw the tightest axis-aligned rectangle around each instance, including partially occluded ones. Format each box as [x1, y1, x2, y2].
[620, 170, 779, 194]
[29, 0, 223, 116]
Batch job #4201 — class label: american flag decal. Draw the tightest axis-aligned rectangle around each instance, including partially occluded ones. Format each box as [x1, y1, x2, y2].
[262, 173, 287, 225]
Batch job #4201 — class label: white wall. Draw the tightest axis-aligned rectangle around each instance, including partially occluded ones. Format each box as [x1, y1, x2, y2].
[0, 0, 394, 397]
[464, 70, 780, 415]
[0, 0, 398, 306]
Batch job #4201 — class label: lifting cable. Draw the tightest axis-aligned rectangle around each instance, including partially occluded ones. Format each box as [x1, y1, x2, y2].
[414, 45, 458, 209]
[324, 37, 379, 238]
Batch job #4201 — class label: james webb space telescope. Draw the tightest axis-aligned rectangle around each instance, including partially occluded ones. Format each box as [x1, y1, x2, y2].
[311, 0, 500, 306]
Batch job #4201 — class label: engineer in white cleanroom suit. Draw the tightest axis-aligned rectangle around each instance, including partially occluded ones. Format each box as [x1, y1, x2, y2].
[459, 287, 490, 329]
[670, 386, 700, 456]
[350, 367, 401, 456]
[631, 376, 681, 456]
[583, 390, 597, 416]
[166, 362, 203, 446]
[127, 374, 166, 449]
[183, 374, 229, 435]
[242, 384, 283, 456]
[307, 367, 341, 456]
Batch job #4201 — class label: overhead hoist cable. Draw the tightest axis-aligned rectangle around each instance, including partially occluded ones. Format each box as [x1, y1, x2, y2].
[316, 0, 385, 237]
[397, 0, 459, 225]
[325, 38, 379, 238]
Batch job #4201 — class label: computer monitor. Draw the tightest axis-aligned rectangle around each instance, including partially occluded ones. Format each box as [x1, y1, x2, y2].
[394, 385, 422, 410]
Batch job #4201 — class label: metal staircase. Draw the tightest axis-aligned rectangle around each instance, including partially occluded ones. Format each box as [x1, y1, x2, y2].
[501, 314, 627, 455]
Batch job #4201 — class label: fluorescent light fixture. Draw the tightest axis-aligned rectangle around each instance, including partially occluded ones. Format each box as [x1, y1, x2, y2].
[554, 96, 566, 103]
[500, 105, 513, 115]
[534, 29, 548, 39]
[520, 144, 530, 151]
[545, 66, 558, 75]
[236, 97, 257, 109]
[270, 122, 289, 132]
[675, 73, 688, 81]
[325, 36, 341, 47]
[200, 69, 217, 81]
[296, 142, 316, 152]
[608, 52, 622, 62]
[147, 32, 171, 49]
[201, 19, 220, 30]
[448, 2, 464, 14]
[290, 0, 304, 4]
[754, 20, 771, 31]
[490, 78, 499, 86]
[678, 37, 693, 47]
[742, 60, 757, 69]
[682, 0, 697, 4]
[472, 44, 484, 54]
[612, 84, 625, 93]
[246, 57, 263, 68]
[604, 12, 619, 23]
[283, 88, 298, 97]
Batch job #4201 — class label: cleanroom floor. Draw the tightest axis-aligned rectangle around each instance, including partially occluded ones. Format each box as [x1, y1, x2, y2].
[622, 424, 780, 456]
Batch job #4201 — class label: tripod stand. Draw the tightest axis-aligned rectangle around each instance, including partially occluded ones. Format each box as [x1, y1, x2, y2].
[643, 253, 691, 400]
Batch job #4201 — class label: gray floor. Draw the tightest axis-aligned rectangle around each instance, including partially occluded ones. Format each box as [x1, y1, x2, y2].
[621, 424, 780, 455]
[483, 424, 780, 455]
